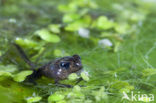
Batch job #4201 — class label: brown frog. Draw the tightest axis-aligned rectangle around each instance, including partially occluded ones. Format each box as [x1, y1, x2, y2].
[13, 43, 83, 87]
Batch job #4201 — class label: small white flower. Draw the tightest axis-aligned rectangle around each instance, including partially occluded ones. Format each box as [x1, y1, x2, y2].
[9, 18, 16, 23]
[98, 39, 113, 47]
[16, 37, 19, 40]
[78, 28, 90, 38]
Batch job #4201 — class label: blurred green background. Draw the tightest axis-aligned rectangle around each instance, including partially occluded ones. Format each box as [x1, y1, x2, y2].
[0, 0, 156, 103]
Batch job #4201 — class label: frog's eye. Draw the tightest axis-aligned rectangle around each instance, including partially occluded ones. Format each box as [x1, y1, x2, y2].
[60, 62, 70, 69]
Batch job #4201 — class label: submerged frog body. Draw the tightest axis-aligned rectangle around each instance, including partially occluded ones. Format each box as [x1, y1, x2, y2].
[30, 55, 83, 82]
[13, 43, 83, 86]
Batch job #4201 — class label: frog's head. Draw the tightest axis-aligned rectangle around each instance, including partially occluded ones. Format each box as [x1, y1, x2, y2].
[55, 54, 83, 79]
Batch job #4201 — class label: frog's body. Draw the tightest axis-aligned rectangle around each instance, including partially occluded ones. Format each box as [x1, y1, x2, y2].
[28, 55, 82, 82]
[14, 43, 83, 87]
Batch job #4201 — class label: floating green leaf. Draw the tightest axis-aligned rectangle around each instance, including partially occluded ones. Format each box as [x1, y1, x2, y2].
[81, 72, 89, 81]
[35, 29, 60, 43]
[114, 23, 129, 34]
[58, 4, 77, 13]
[73, 85, 81, 92]
[96, 16, 114, 30]
[0, 71, 13, 77]
[26, 96, 42, 103]
[63, 13, 80, 23]
[13, 70, 33, 82]
[48, 24, 61, 33]
[68, 73, 78, 81]
[65, 22, 82, 31]
[48, 93, 65, 103]
[0, 65, 17, 73]
[15, 38, 37, 48]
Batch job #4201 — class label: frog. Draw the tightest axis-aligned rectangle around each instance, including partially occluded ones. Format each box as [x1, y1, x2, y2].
[13, 43, 83, 87]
